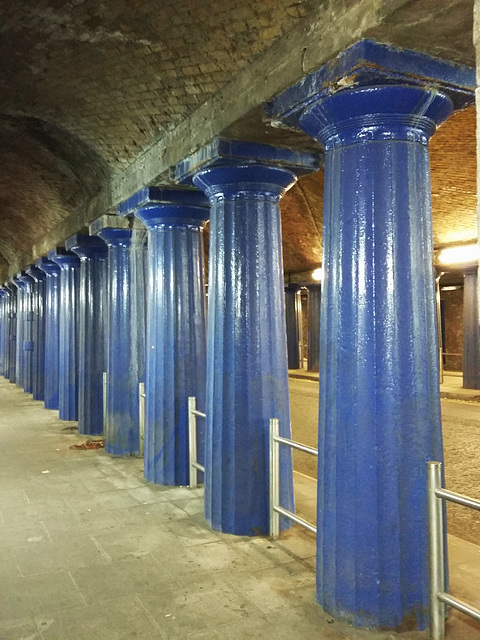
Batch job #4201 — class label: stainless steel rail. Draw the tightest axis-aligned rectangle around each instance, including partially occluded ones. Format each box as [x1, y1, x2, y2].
[269, 417, 317, 538]
[188, 396, 206, 488]
[428, 461, 480, 640]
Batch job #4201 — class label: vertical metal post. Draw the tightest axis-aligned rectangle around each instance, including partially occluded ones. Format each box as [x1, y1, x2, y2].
[269, 418, 280, 537]
[436, 274, 444, 385]
[295, 290, 304, 369]
[428, 461, 446, 640]
[138, 382, 145, 457]
[188, 396, 198, 489]
[103, 371, 107, 429]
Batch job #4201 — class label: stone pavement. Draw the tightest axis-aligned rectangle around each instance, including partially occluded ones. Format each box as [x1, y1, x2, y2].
[0, 376, 479, 639]
[289, 370, 480, 403]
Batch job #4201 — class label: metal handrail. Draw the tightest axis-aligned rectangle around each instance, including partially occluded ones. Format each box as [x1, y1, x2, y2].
[269, 417, 317, 538]
[138, 382, 145, 456]
[427, 461, 480, 640]
[188, 396, 205, 488]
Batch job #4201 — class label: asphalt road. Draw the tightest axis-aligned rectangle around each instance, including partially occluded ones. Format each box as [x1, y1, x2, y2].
[289, 377, 480, 544]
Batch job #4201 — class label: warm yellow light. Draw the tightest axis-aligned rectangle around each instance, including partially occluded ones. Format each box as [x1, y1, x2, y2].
[438, 244, 480, 266]
[312, 267, 323, 281]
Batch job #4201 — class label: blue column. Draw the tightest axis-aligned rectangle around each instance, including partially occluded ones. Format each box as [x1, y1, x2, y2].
[12, 273, 28, 390]
[37, 259, 61, 409]
[463, 267, 480, 389]
[295, 85, 452, 629]
[19, 272, 36, 393]
[26, 264, 47, 401]
[285, 284, 300, 369]
[0, 288, 6, 376]
[176, 139, 320, 535]
[307, 284, 321, 373]
[5, 284, 17, 383]
[119, 188, 209, 485]
[66, 234, 108, 435]
[91, 216, 146, 456]
[48, 248, 80, 421]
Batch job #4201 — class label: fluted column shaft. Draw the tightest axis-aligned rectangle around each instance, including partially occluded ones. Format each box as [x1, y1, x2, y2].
[191, 164, 296, 536]
[285, 284, 300, 370]
[49, 250, 80, 421]
[298, 84, 452, 629]
[126, 189, 209, 485]
[96, 227, 146, 455]
[38, 260, 61, 409]
[463, 268, 480, 389]
[307, 284, 321, 372]
[26, 265, 47, 400]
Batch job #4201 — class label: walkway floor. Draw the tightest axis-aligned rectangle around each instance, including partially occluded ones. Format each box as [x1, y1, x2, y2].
[1, 377, 479, 639]
[289, 369, 480, 403]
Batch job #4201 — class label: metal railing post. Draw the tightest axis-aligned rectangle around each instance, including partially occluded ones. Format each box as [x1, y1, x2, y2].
[102, 371, 107, 428]
[428, 461, 446, 640]
[138, 382, 145, 457]
[188, 396, 198, 489]
[269, 418, 280, 538]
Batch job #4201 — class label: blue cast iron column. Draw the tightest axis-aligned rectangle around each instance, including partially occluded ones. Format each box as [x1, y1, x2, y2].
[18, 272, 35, 393]
[92, 216, 146, 456]
[37, 259, 61, 409]
[5, 284, 17, 383]
[0, 288, 6, 376]
[285, 284, 300, 370]
[463, 267, 480, 389]
[26, 264, 47, 401]
[176, 138, 320, 535]
[12, 273, 28, 390]
[66, 235, 108, 435]
[307, 284, 321, 373]
[119, 188, 209, 485]
[48, 248, 80, 421]
[296, 85, 453, 629]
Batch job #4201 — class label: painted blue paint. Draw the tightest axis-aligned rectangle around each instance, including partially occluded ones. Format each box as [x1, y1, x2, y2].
[122, 187, 209, 485]
[18, 272, 36, 394]
[37, 259, 61, 409]
[4, 284, 17, 383]
[176, 140, 322, 536]
[12, 273, 28, 391]
[307, 284, 321, 373]
[66, 235, 108, 436]
[0, 288, 6, 376]
[285, 284, 300, 370]
[26, 265, 47, 401]
[95, 223, 146, 456]
[173, 137, 322, 186]
[266, 40, 475, 128]
[463, 268, 480, 390]
[290, 84, 452, 630]
[48, 249, 80, 421]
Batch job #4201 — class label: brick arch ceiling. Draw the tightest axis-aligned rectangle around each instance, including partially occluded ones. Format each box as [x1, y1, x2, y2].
[0, 0, 477, 279]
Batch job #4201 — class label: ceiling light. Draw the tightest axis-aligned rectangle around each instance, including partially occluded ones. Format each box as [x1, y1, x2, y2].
[438, 244, 479, 266]
[312, 267, 323, 281]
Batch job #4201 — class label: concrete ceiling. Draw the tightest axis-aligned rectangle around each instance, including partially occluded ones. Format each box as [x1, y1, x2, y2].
[0, 0, 476, 280]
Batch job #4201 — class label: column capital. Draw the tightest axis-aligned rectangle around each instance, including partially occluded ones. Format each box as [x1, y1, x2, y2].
[26, 265, 47, 282]
[118, 186, 209, 229]
[13, 271, 34, 289]
[36, 257, 60, 277]
[65, 233, 108, 260]
[90, 215, 146, 247]
[174, 137, 321, 187]
[47, 248, 80, 269]
[266, 39, 475, 131]
[299, 85, 452, 150]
